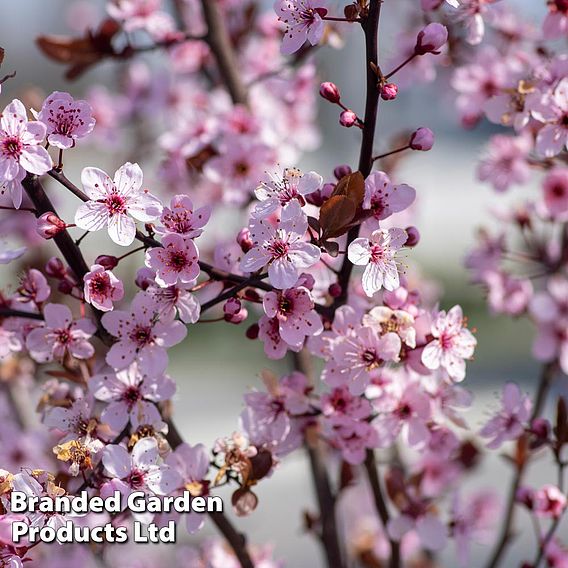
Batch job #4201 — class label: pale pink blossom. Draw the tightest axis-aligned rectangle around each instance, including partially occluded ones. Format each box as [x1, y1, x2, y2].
[107, 0, 176, 40]
[533, 485, 567, 519]
[240, 201, 320, 289]
[362, 305, 416, 350]
[145, 233, 200, 287]
[75, 162, 162, 246]
[348, 228, 408, 297]
[542, 168, 568, 220]
[17, 268, 51, 305]
[101, 291, 187, 374]
[388, 511, 447, 551]
[37, 91, 95, 149]
[479, 382, 531, 448]
[274, 0, 328, 55]
[543, 0, 568, 39]
[83, 264, 124, 312]
[90, 363, 175, 432]
[324, 415, 378, 465]
[26, 303, 95, 363]
[362, 171, 416, 223]
[421, 305, 476, 382]
[155, 194, 211, 238]
[531, 78, 568, 158]
[0, 99, 52, 208]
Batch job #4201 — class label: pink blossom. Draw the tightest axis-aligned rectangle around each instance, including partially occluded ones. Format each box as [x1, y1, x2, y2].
[274, 0, 328, 55]
[477, 135, 531, 192]
[240, 201, 320, 289]
[17, 268, 51, 305]
[254, 167, 323, 218]
[101, 438, 181, 502]
[479, 382, 531, 448]
[36, 211, 67, 239]
[533, 485, 567, 518]
[37, 91, 95, 149]
[414, 23, 448, 55]
[543, 0, 568, 39]
[0, 99, 52, 208]
[262, 286, 322, 348]
[409, 127, 434, 151]
[362, 171, 416, 223]
[107, 0, 176, 40]
[485, 271, 532, 317]
[75, 162, 162, 246]
[348, 228, 408, 297]
[155, 194, 211, 238]
[531, 78, 568, 158]
[43, 397, 99, 442]
[388, 511, 447, 551]
[26, 303, 95, 363]
[362, 306, 417, 350]
[421, 305, 476, 382]
[145, 233, 200, 287]
[324, 415, 378, 465]
[101, 291, 187, 374]
[542, 168, 568, 220]
[90, 363, 175, 432]
[83, 264, 124, 312]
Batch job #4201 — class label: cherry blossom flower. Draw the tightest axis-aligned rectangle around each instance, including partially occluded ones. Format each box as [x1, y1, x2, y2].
[0, 99, 52, 208]
[75, 162, 162, 246]
[543, 0, 568, 39]
[479, 382, 531, 448]
[154, 194, 211, 238]
[362, 171, 416, 224]
[324, 414, 378, 465]
[43, 397, 100, 442]
[388, 510, 447, 552]
[26, 303, 95, 363]
[101, 291, 187, 374]
[240, 201, 320, 289]
[17, 268, 50, 305]
[531, 78, 568, 158]
[101, 438, 181, 504]
[83, 264, 124, 312]
[348, 228, 408, 297]
[107, 0, 176, 40]
[421, 305, 477, 382]
[37, 91, 95, 149]
[145, 234, 200, 288]
[533, 485, 567, 519]
[542, 167, 568, 220]
[362, 305, 416, 350]
[254, 167, 323, 218]
[90, 363, 175, 432]
[274, 0, 328, 55]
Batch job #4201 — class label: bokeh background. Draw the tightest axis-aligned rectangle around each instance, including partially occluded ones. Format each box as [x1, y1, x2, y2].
[1, 1, 566, 566]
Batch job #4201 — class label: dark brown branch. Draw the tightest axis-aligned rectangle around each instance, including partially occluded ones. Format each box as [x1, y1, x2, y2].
[0, 308, 44, 321]
[200, 0, 248, 105]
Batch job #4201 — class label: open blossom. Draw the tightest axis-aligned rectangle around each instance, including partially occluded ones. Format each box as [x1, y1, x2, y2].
[107, 0, 175, 40]
[542, 167, 568, 220]
[155, 195, 211, 238]
[142, 275, 201, 325]
[75, 162, 162, 246]
[101, 291, 187, 374]
[363, 306, 416, 350]
[274, 0, 328, 55]
[421, 305, 476, 382]
[531, 78, 568, 158]
[90, 363, 175, 432]
[26, 303, 95, 363]
[240, 201, 320, 289]
[145, 233, 200, 287]
[362, 171, 416, 224]
[37, 91, 95, 149]
[479, 382, 531, 448]
[83, 264, 124, 312]
[388, 510, 447, 552]
[533, 485, 567, 519]
[348, 228, 408, 297]
[254, 167, 323, 218]
[0, 99, 52, 208]
[543, 0, 568, 39]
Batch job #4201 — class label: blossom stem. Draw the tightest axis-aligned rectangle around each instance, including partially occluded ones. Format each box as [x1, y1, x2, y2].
[116, 245, 146, 262]
[384, 53, 417, 80]
[485, 362, 558, 568]
[372, 144, 410, 162]
[74, 230, 90, 247]
[0, 308, 44, 321]
[322, 16, 360, 22]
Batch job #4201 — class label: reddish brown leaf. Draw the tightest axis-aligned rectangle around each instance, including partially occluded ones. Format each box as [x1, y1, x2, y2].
[319, 194, 356, 240]
[331, 170, 365, 208]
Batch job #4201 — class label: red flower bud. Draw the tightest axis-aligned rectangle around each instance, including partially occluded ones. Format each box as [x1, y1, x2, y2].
[339, 110, 358, 128]
[319, 82, 341, 104]
[246, 323, 259, 340]
[380, 82, 398, 101]
[45, 257, 66, 279]
[405, 226, 420, 247]
[95, 255, 119, 270]
[409, 127, 435, 151]
[36, 212, 66, 239]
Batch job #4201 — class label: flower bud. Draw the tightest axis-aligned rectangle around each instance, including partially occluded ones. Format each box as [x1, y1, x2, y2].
[409, 127, 434, 151]
[415, 23, 448, 55]
[45, 257, 66, 279]
[339, 110, 357, 128]
[237, 228, 253, 253]
[333, 164, 352, 180]
[135, 267, 155, 290]
[516, 487, 534, 509]
[380, 82, 398, 101]
[405, 226, 420, 247]
[319, 82, 341, 104]
[328, 283, 342, 298]
[224, 298, 248, 324]
[95, 255, 119, 270]
[306, 182, 335, 206]
[246, 323, 259, 340]
[296, 272, 315, 290]
[58, 279, 74, 295]
[36, 212, 66, 239]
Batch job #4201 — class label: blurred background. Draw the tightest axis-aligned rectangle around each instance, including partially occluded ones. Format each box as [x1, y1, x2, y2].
[1, 1, 566, 566]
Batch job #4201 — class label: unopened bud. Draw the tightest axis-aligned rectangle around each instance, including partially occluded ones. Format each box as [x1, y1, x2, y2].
[409, 127, 434, 151]
[319, 82, 341, 104]
[328, 283, 342, 298]
[224, 298, 248, 324]
[237, 228, 253, 253]
[95, 255, 119, 270]
[405, 226, 420, 247]
[45, 257, 66, 279]
[333, 164, 352, 180]
[36, 212, 66, 239]
[58, 279, 74, 295]
[246, 323, 259, 340]
[415, 22, 448, 55]
[339, 110, 358, 128]
[380, 82, 398, 101]
[306, 182, 335, 206]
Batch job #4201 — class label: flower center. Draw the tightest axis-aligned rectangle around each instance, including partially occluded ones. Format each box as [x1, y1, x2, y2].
[105, 193, 127, 216]
[162, 208, 193, 234]
[361, 349, 380, 371]
[55, 328, 72, 345]
[234, 162, 250, 177]
[370, 243, 385, 263]
[90, 273, 111, 296]
[122, 386, 142, 408]
[127, 469, 146, 489]
[130, 325, 154, 347]
[167, 250, 189, 271]
[267, 238, 290, 260]
[2, 136, 22, 159]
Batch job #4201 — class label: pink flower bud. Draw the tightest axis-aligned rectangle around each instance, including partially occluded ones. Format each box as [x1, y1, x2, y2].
[339, 110, 357, 128]
[296, 272, 315, 290]
[380, 83, 398, 101]
[135, 267, 154, 290]
[95, 255, 119, 270]
[328, 283, 342, 298]
[58, 279, 74, 295]
[405, 226, 420, 247]
[306, 182, 335, 206]
[334, 164, 352, 180]
[36, 212, 66, 239]
[409, 127, 435, 151]
[237, 228, 253, 253]
[319, 82, 341, 104]
[45, 257, 66, 279]
[516, 487, 534, 509]
[415, 22, 448, 55]
[246, 323, 259, 340]
[224, 298, 248, 324]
